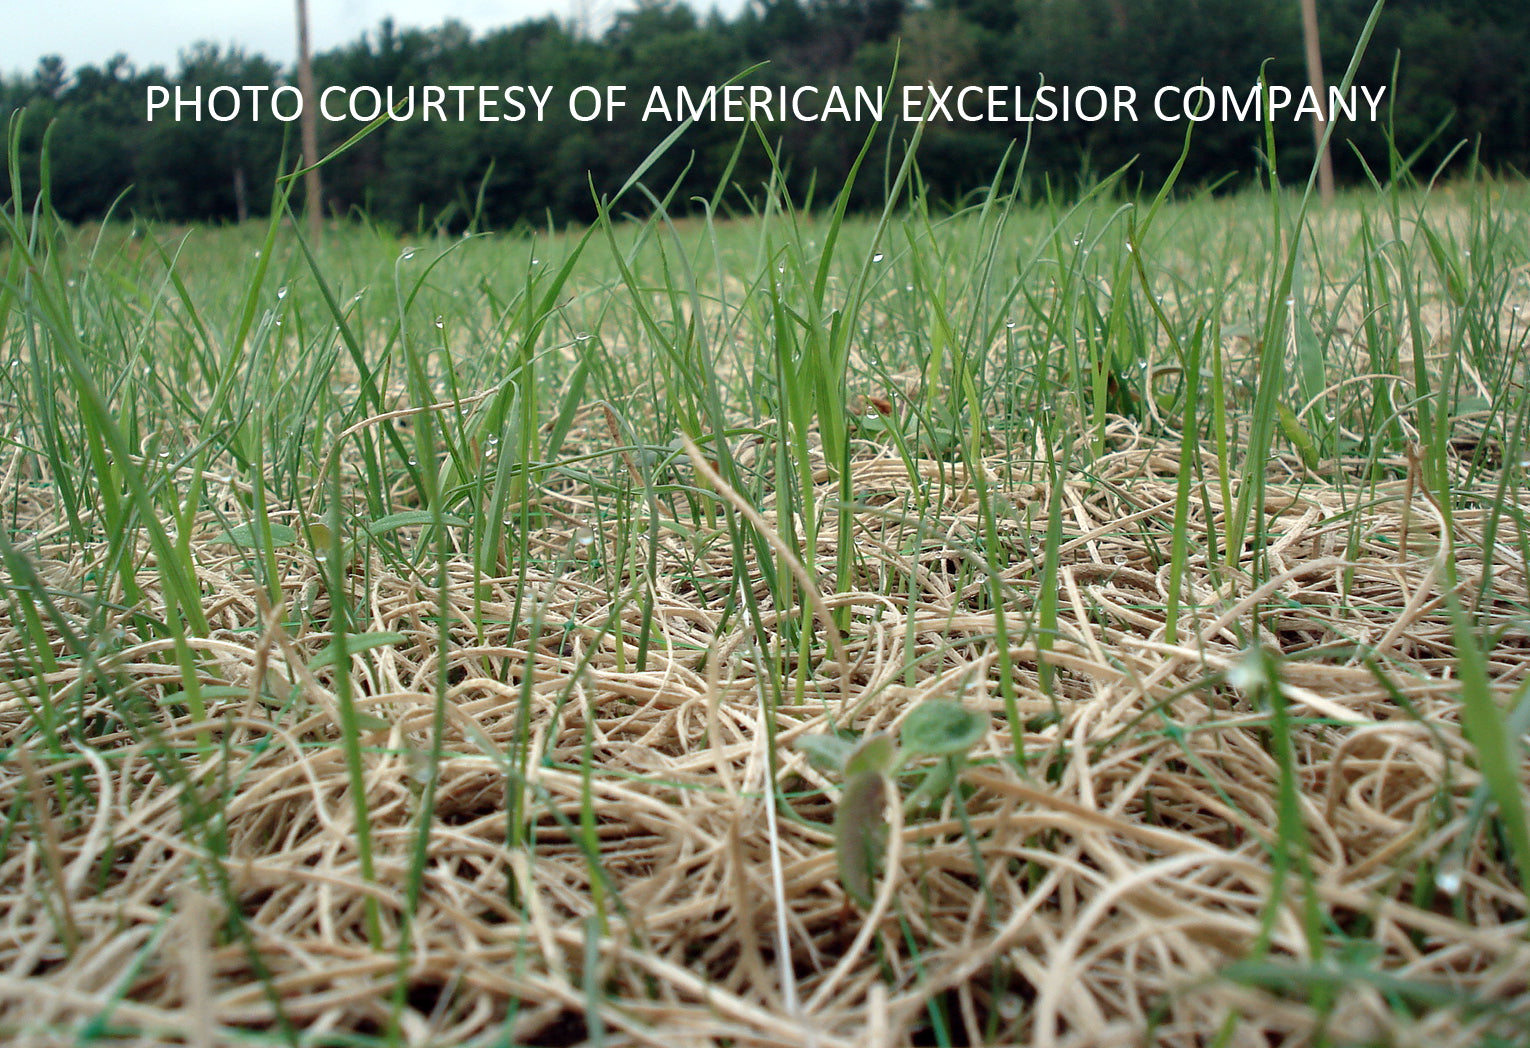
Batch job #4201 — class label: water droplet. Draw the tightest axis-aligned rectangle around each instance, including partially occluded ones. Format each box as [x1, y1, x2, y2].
[486, 436, 499, 445]
[1113, 555, 1127, 566]
[1436, 865, 1462, 896]
[253, 250, 261, 258]
[871, 252, 884, 263]
[66, 279, 76, 288]
[407, 458, 419, 467]
[461, 230, 471, 239]
[1072, 236, 1082, 246]
[905, 284, 914, 292]
[158, 449, 171, 459]
[531, 257, 541, 265]
[401, 248, 416, 260]
[1005, 319, 1017, 330]
[1284, 296, 1295, 307]
[277, 286, 288, 299]
[434, 316, 444, 328]
[574, 331, 590, 342]
[1227, 649, 1267, 693]
[275, 318, 283, 327]
[1125, 242, 1134, 253]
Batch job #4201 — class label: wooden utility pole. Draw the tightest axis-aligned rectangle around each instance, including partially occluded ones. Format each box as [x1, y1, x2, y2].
[295, 0, 324, 238]
[1299, 0, 1335, 203]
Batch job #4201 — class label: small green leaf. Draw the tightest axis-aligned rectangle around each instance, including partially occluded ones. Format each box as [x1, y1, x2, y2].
[351, 711, 393, 732]
[845, 732, 897, 778]
[218, 522, 298, 548]
[309, 631, 408, 669]
[365, 510, 469, 536]
[795, 733, 855, 775]
[159, 686, 251, 707]
[307, 522, 333, 550]
[835, 769, 888, 907]
[904, 757, 957, 813]
[901, 700, 986, 757]
[1452, 394, 1492, 417]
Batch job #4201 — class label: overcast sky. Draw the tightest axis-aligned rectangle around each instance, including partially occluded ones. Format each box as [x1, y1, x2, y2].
[1, 0, 741, 78]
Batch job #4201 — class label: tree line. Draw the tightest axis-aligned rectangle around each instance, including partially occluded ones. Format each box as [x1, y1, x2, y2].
[3, 0, 1525, 229]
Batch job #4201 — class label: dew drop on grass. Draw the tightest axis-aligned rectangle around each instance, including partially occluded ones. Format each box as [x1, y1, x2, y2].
[1113, 555, 1127, 566]
[1005, 319, 1017, 330]
[574, 331, 590, 342]
[401, 247, 416, 261]
[871, 252, 884, 263]
[434, 316, 444, 328]
[276, 286, 288, 299]
[531, 257, 541, 266]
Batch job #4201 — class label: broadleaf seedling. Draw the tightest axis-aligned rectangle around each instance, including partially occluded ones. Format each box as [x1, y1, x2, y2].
[796, 701, 988, 906]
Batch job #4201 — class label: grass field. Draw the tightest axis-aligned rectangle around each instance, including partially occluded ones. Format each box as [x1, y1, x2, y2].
[3, 123, 1530, 1047]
